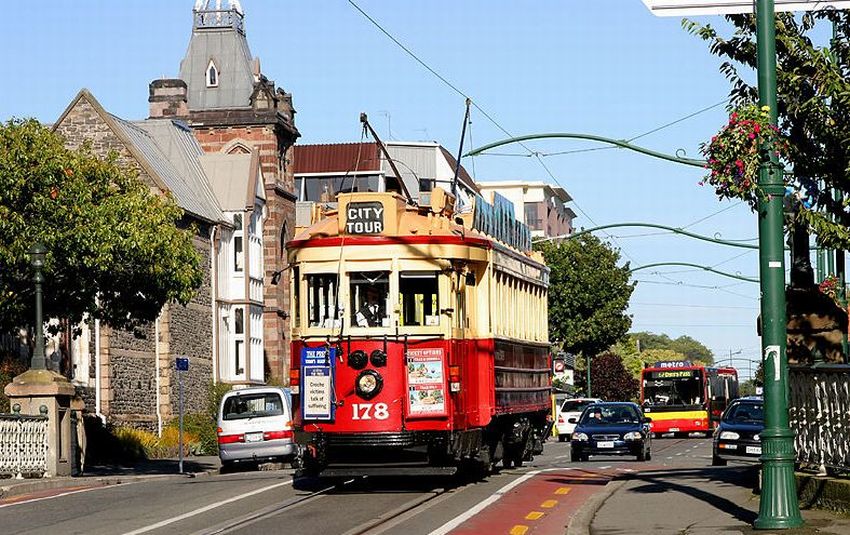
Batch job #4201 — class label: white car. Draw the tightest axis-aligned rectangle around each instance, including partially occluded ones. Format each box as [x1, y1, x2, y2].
[217, 386, 298, 470]
[556, 398, 603, 441]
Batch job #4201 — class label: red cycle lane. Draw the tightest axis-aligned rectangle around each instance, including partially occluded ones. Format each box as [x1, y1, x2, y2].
[448, 467, 616, 535]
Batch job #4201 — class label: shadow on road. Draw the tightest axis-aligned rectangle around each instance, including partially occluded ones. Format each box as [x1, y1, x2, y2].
[624, 465, 759, 525]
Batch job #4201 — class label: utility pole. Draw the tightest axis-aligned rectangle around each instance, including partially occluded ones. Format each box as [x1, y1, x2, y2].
[753, 0, 803, 528]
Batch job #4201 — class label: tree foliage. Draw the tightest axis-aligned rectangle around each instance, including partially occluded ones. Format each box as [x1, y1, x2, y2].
[574, 353, 639, 402]
[536, 234, 635, 357]
[609, 338, 645, 378]
[685, 12, 850, 248]
[0, 119, 204, 334]
[631, 331, 714, 364]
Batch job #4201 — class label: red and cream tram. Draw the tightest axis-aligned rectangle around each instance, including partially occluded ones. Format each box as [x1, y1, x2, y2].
[288, 188, 551, 476]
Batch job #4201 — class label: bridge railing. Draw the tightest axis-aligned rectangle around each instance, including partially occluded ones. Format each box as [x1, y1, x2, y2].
[789, 365, 850, 475]
[0, 408, 49, 479]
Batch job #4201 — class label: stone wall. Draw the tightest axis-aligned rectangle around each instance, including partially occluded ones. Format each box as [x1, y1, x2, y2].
[192, 120, 297, 384]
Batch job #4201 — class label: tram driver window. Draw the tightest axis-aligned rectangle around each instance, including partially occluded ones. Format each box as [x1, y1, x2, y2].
[350, 271, 390, 327]
[399, 272, 439, 326]
[307, 274, 340, 328]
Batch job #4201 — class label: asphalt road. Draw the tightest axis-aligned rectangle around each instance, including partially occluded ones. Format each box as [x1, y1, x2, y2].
[0, 437, 715, 535]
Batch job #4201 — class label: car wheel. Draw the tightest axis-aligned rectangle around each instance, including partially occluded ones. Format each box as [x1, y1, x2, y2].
[570, 451, 581, 462]
[636, 448, 646, 462]
[558, 435, 567, 442]
[712, 454, 727, 466]
[219, 460, 236, 474]
[646, 449, 652, 461]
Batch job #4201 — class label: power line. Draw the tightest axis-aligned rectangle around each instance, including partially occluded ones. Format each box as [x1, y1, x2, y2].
[347, 0, 634, 261]
[630, 302, 758, 310]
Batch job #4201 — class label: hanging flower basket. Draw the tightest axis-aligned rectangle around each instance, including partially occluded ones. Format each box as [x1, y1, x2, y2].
[699, 104, 789, 208]
[819, 274, 841, 304]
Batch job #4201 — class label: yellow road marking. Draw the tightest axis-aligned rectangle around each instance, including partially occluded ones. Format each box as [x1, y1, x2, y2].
[509, 525, 529, 535]
[554, 487, 571, 495]
[541, 499, 558, 508]
[525, 511, 544, 520]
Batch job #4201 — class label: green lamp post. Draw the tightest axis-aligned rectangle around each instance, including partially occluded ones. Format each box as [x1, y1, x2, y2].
[28, 243, 48, 371]
[753, 0, 803, 529]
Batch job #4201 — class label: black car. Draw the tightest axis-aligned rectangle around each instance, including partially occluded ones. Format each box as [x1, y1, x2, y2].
[712, 396, 764, 466]
[569, 402, 652, 462]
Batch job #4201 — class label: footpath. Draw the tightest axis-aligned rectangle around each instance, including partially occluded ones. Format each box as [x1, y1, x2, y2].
[569, 464, 850, 535]
[0, 456, 221, 501]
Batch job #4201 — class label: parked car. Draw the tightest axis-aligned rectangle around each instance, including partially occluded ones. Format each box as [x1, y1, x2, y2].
[569, 402, 652, 462]
[556, 398, 602, 441]
[712, 396, 764, 466]
[217, 386, 298, 470]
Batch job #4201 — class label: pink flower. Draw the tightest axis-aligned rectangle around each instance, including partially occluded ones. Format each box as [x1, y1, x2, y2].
[749, 133, 756, 139]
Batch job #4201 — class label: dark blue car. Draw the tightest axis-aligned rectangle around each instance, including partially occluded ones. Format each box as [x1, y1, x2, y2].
[712, 396, 763, 466]
[569, 402, 652, 462]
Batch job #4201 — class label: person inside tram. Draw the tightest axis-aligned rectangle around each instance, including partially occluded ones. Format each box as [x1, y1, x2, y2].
[355, 285, 384, 327]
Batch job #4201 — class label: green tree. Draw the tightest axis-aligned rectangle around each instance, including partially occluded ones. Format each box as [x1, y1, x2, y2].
[609, 337, 645, 378]
[631, 332, 714, 364]
[536, 234, 635, 358]
[574, 353, 639, 402]
[685, 12, 850, 248]
[0, 119, 204, 334]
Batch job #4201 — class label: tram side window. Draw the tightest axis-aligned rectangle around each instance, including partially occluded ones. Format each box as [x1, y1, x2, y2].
[307, 274, 340, 328]
[399, 272, 439, 326]
[350, 271, 390, 327]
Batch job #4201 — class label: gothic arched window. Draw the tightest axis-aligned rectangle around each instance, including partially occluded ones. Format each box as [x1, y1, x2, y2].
[206, 59, 219, 88]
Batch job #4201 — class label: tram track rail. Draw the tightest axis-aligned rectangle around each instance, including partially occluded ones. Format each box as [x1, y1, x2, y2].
[189, 437, 697, 535]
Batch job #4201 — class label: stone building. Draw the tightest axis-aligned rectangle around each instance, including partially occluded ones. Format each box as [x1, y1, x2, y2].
[169, 0, 300, 381]
[53, 88, 267, 430]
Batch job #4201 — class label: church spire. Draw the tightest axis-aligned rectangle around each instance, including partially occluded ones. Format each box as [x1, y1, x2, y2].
[193, 0, 245, 33]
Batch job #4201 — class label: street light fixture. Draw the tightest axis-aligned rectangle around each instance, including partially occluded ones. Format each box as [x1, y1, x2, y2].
[28, 242, 47, 371]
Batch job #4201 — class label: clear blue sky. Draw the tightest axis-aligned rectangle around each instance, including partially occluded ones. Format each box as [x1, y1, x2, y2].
[1, 1, 778, 377]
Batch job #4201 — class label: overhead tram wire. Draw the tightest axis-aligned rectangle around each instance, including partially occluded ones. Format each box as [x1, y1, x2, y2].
[347, 0, 635, 261]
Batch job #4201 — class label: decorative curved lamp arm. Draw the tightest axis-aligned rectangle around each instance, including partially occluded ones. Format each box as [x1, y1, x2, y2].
[465, 133, 706, 168]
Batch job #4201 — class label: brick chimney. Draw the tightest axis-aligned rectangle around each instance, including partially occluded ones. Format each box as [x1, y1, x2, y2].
[148, 79, 188, 119]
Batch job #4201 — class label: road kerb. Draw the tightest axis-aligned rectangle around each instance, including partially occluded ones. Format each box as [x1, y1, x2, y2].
[565, 478, 628, 535]
[0, 469, 216, 500]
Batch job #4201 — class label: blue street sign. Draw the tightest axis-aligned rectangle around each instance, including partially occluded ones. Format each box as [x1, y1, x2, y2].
[175, 357, 189, 371]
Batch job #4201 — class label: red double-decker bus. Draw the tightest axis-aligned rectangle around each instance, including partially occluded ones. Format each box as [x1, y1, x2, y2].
[640, 361, 739, 437]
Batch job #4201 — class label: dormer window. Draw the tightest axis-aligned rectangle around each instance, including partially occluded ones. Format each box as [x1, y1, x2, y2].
[206, 59, 219, 88]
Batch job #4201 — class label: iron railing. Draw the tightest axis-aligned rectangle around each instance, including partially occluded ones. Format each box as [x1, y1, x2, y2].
[0, 408, 49, 478]
[789, 365, 850, 475]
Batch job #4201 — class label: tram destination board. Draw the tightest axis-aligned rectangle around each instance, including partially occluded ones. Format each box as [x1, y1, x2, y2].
[345, 201, 384, 234]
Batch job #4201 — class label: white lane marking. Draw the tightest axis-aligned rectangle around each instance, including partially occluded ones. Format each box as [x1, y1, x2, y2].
[124, 479, 293, 535]
[429, 469, 567, 535]
[666, 457, 673, 460]
[676, 453, 684, 456]
[0, 484, 107, 509]
[555, 455, 569, 459]
[598, 465, 611, 469]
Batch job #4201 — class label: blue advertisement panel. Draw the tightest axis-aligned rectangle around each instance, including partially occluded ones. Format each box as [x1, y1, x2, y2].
[301, 347, 335, 421]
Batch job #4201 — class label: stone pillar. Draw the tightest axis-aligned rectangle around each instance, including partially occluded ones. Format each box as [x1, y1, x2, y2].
[4, 369, 80, 477]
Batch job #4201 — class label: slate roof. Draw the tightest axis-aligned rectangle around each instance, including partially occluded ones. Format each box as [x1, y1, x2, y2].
[109, 115, 225, 223]
[179, 13, 256, 110]
[200, 152, 263, 211]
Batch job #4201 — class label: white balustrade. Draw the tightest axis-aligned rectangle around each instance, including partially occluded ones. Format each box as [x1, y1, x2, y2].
[789, 365, 850, 475]
[0, 411, 49, 478]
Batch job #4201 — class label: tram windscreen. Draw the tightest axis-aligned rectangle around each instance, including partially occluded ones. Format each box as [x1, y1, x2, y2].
[307, 274, 340, 328]
[399, 272, 439, 326]
[350, 271, 390, 327]
[642, 369, 704, 409]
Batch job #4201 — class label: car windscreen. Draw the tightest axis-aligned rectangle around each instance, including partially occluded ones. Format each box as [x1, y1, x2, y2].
[724, 402, 764, 423]
[561, 400, 597, 413]
[579, 405, 641, 426]
[223, 392, 285, 420]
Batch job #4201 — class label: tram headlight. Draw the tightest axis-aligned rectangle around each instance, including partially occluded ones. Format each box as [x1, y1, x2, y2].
[370, 349, 387, 367]
[348, 350, 368, 370]
[356, 370, 383, 400]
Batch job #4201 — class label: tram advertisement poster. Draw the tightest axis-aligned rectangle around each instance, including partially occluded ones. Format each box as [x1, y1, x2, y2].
[302, 347, 335, 420]
[405, 348, 447, 418]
